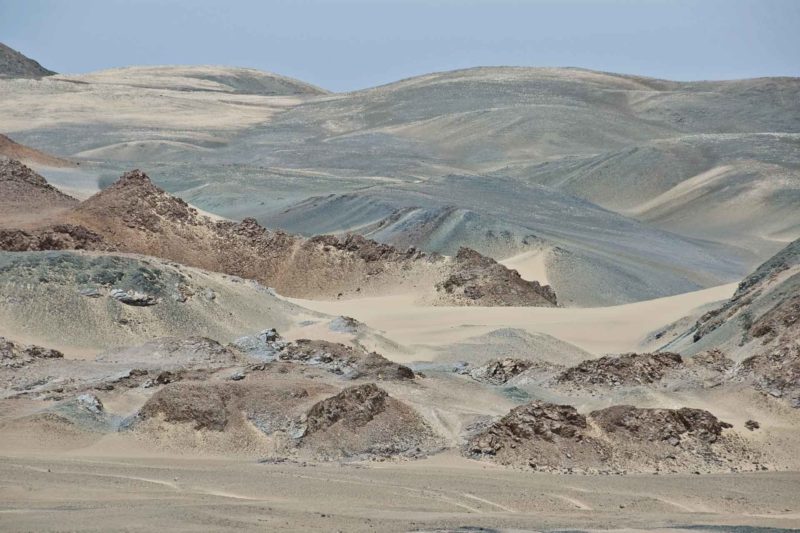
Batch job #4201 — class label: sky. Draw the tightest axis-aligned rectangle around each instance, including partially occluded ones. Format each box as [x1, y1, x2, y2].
[1, 0, 798, 92]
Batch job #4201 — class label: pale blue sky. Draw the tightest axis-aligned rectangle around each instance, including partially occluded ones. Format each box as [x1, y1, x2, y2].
[1, 0, 798, 92]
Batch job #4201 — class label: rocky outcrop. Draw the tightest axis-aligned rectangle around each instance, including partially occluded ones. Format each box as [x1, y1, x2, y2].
[1, 157, 53, 188]
[303, 383, 389, 435]
[0, 158, 78, 218]
[109, 288, 158, 306]
[0, 42, 55, 79]
[466, 401, 610, 472]
[134, 380, 439, 460]
[0, 337, 63, 369]
[690, 237, 800, 345]
[309, 233, 427, 263]
[75, 169, 201, 233]
[737, 345, 800, 407]
[298, 383, 440, 460]
[466, 401, 750, 474]
[436, 247, 557, 306]
[0, 224, 111, 251]
[468, 358, 535, 385]
[590, 405, 732, 447]
[280, 339, 415, 381]
[690, 349, 735, 373]
[138, 382, 235, 431]
[555, 352, 683, 388]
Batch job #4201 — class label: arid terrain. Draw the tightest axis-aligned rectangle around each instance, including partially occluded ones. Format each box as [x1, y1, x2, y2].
[0, 42, 799, 532]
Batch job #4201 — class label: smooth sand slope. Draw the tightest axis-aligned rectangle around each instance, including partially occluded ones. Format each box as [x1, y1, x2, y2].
[288, 282, 738, 358]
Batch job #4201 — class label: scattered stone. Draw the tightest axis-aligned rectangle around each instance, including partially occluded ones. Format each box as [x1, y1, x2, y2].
[76, 393, 103, 414]
[556, 352, 683, 388]
[79, 287, 102, 298]
[745, 419, 760, 431]
[110, 288, 158, 306]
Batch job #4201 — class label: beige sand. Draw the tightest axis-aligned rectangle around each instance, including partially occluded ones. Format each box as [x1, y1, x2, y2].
[287, 283, 737, 357]
[0, 451, 798, 532]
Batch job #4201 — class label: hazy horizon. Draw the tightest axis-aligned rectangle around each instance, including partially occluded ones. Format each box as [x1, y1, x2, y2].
[2, 0, 799, 92]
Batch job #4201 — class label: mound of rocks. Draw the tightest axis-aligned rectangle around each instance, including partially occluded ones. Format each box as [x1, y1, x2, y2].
[76, 169, 200, 233]
[231, 329, 413, 381]
[690, 349, 735, 372]
[133, 380, 439, 460]
[737, 344, 800, 407]
[468, 358, 535, 385]
[1, 337, 63, 369]
[298, 383, 439, 460]
[0, 225, 111, 252]
[309, 233, 427, 263]
[0, 158, 78, 218]
[281, 339, 414, 381]
[466, 400, 751, 474]
[0, 157, 65, 191]
[555, 352, 683, 388]
[436, 247, 557, 307]
[466, 401, 609, 472]
[304, 383, 389, 435]
[591, 405, 731, 447]
[138, 382, 237, 431]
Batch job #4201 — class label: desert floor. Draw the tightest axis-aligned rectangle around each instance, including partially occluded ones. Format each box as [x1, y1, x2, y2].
[1, 450, 799, 532]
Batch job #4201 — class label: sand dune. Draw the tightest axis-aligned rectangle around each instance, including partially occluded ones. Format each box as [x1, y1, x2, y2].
[287, 282, 737, 357]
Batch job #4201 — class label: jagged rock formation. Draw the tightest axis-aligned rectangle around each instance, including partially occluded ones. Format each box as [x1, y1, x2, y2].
[436, 247, 557, 306]
[303, 383, 389, 435]
[466, 401, 754, 474]
[0, 42, 55, 79]
[0, 167, 556, 306]
[555, 352, 684, 388]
